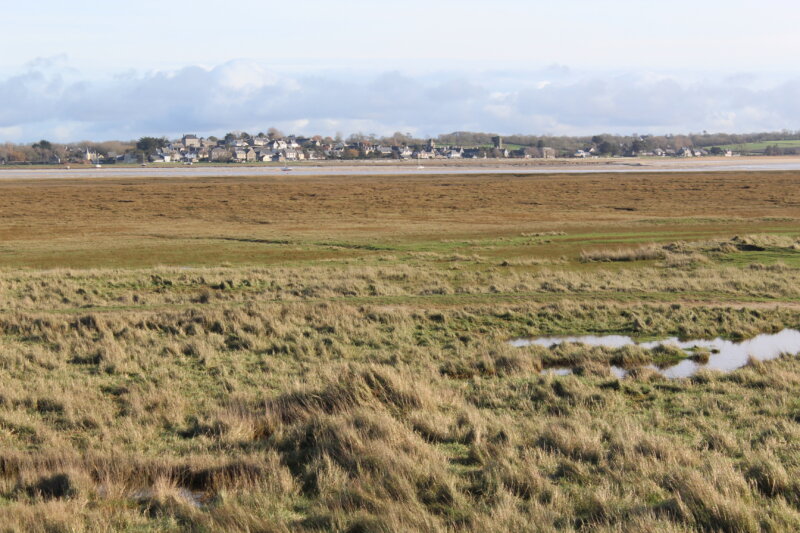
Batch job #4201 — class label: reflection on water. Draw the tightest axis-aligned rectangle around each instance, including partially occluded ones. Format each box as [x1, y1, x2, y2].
[513, 329, 800, 379]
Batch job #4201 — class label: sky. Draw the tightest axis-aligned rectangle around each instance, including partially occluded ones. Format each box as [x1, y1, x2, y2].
[2, 0, 800, 142]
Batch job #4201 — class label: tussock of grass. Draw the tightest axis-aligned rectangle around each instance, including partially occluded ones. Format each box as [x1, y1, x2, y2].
[580, 244, 667, 263]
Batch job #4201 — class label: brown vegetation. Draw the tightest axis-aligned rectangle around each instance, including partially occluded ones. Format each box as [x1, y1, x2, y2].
[0, 170, 798, 530]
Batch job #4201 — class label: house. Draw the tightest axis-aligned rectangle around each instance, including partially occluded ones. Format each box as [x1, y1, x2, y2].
[284, 149, 305, 161]
[297, 137, 321, 148]
[396, 146, 414, 159]
[232, 147, 258, 162]
[330, 143, 349, 158]
[413, 149, 438, 159]
[118, 153, 139, 164]
[182, 135, 201, 148]
[542, 147, 557, 159]
[182, 151, 200, 163]
[357, 141, 375, 155]
[446, 148, 463, 159]
[267, 139, 288, 151]
[375, 145, 394, 157]
[210, 147, 231, 161]
[257, 149, 276, 162]
[677, 147, 694, 157]
[574, 149, 590, 158]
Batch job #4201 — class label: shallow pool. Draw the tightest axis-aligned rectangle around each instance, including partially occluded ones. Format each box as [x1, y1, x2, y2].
[512, 329, 800, 378]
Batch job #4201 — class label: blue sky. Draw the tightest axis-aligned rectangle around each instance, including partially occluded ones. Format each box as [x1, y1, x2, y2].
[2, 0, 800, 141]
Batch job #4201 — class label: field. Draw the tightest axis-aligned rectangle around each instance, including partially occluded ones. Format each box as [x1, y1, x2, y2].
[715, 139, 800, 154]
[1, 170, 800, 532]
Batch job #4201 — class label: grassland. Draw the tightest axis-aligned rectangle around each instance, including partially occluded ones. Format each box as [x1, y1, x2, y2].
[0, 170, 799, 532]
[716, 139, 800, 154]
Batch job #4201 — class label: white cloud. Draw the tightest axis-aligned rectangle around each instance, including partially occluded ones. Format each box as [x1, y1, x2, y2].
[0, 59, 799, 142]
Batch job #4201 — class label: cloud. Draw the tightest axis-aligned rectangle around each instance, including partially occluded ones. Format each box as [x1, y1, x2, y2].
[0, 59, 799, 142]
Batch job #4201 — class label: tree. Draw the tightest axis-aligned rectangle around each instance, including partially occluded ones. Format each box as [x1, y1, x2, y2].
[597, 141, 618, 156]
[33, 140, 53, 151]
[136, 137, 166, 152]
[136, 137, 167, 161]
[347, 133, 365, 143]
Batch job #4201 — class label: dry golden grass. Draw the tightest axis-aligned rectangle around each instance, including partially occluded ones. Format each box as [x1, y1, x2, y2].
[0, 170, 799, 531]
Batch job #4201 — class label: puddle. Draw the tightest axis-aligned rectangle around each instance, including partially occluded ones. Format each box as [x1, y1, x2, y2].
[513, 329, 800, 379]
[131, 488, 206, 508]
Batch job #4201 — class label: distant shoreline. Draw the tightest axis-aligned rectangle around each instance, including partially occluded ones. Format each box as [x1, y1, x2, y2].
[2, 155, 800, 179]
[3, 155, 800, 172]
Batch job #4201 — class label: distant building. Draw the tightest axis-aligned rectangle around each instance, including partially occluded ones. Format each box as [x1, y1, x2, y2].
[395, 146, 413, 159]
[376, 146, 394, 157]
[182, 134, 201, 148]
[210, 147, 231, 161]
[492, 136, 503, 149]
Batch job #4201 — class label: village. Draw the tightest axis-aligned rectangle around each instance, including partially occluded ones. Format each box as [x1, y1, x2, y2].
[0, 131, 749, 166]
[78, 134, 734, 165]
[103, 134, 549, 164]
